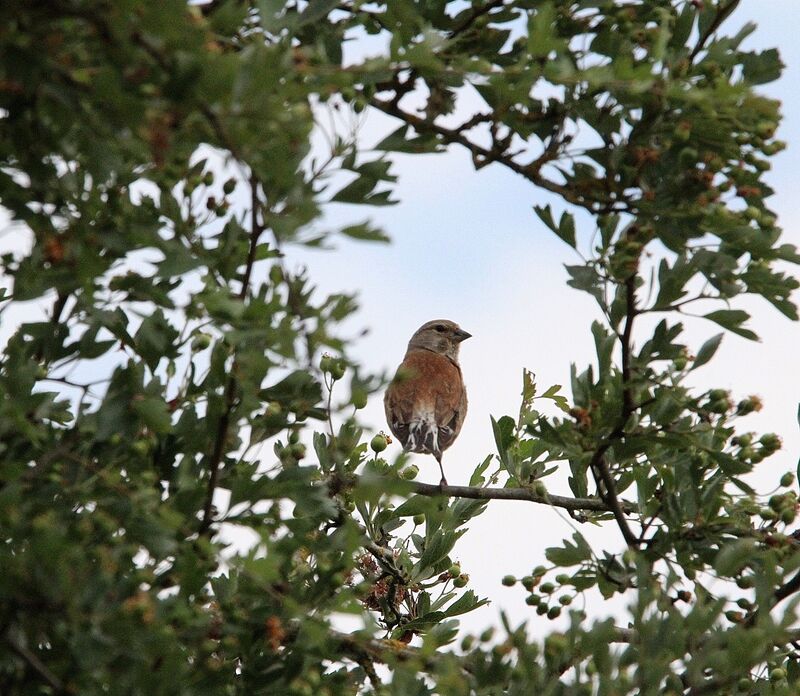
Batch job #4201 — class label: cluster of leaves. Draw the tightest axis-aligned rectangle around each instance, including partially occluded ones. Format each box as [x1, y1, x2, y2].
[2, 1, 800, 695]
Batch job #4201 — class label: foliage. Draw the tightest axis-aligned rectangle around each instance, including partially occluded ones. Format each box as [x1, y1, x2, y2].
[1, 0, 799, 694]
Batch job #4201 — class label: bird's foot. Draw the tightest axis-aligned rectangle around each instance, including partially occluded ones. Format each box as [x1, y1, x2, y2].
[439, 476, 448, 490]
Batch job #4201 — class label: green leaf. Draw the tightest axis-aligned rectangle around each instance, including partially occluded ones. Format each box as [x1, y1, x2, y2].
[133, 395, 172, 434]
[545, 532, 592, 567]
[714, 539, 757, 577]
[297, 0, 339, 26]
[533, 204, 557, 234]
[134, 310, 179, 370]
[703, 309, 758, 341]
[413, 531, 458, 580]
[556, 211, 576, 248]
[691, 333, 723, 370]
[340, 222, 390, 243]
[443, 590, 489, 618]
[394, 495, 435, 518]
[331, 175, 378, 204]
[741, 48, 784, 85]
[491, 415, 516, 465]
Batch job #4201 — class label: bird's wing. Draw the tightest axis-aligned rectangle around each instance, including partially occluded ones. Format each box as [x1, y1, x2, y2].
[434, 368, 467, 452]
[384, 351, 466, 455]
[383, 368, 416, 449]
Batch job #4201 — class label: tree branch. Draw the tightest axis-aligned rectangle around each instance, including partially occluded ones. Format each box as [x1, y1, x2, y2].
[405, 479, 637, 514]
[447, 0, 506, 39]
[5, 630, 65, 693]
[620, 272, 637, 415]
[369, 96, 621, 213]
[689, 0, 741, 61]
[33, 291, 69, 363]
[588, 450, 639, 547]
[199, 177, 264, 534]
[587, 269, 641, 549]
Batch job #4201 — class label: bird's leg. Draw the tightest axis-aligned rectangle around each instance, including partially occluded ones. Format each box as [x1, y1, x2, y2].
[435, 454, 448, 489]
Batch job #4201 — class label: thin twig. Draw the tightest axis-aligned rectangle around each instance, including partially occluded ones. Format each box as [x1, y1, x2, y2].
[5, 631, 65, 693]
[199, 177, 264, 534]
[447, 0, 506, 39]
[689, 0, 741, 61]
[369, 96, 621, 212]
[404, 479, 637, 514]
[587, 270, 640, 548]
[33, 292, 69, 363]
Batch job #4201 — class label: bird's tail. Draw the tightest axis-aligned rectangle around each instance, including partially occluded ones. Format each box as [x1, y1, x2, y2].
[406, 419, 445, 459]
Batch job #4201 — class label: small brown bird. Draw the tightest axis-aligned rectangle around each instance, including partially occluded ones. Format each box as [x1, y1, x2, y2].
[384, 320, 471, 486]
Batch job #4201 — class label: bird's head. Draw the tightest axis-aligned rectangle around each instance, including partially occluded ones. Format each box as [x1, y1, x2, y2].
[407, 319, 471, 362]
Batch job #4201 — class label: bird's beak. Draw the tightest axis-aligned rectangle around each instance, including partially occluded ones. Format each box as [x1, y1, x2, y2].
[454, 328, 472, 342]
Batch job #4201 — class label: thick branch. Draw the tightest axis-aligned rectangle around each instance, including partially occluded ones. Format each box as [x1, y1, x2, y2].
[405, 480, 636, 514]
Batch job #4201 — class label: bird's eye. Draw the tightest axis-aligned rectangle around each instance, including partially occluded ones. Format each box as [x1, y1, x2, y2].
[434, 324, 447, 332]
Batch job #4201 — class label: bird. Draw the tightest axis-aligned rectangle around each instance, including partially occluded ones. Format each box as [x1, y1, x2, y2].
[384, 320, 471, 486]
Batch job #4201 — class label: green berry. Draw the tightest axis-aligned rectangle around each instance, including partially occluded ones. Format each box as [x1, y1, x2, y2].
[769, 494, 785, 511]
[540, 582, 555, 594]
[770, 667, 786, 682]
[760, 433, 782, 451]
[330, 360, 346, 381]
[744, 205, 761, 221]
[192, 333, 211, 351]
[547, 606, 561, 619]
[780, 472, 795, 488]
[412, 513, 425, 526]
[521, 576, 535, 591]
[502, 575, 516, 587]
[678, 147, 698, 168]
[525, 594, 539, 606]
[673, 122, 692, 141]
[448, 564, 461, 577]
[269, 265, 284, 285]
[400, 465, 419, 480]
[370, 434, 388, 453]
[453, 575, 468, 588]
[352, 391, 368, 409]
